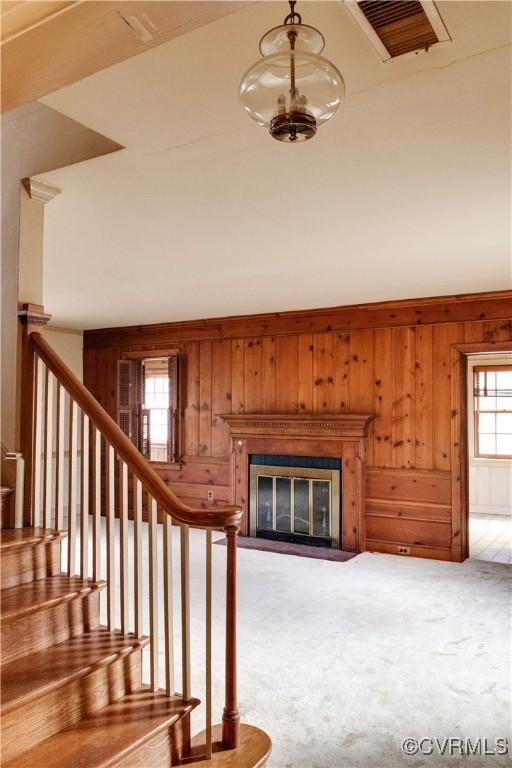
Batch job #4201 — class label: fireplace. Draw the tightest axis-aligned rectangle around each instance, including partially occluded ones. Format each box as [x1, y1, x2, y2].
[249, 455, 341, 548]
[219, 413, 374, 552]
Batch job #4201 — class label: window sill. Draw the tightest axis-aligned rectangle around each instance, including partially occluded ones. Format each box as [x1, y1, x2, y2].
[149, 460, 183, 471]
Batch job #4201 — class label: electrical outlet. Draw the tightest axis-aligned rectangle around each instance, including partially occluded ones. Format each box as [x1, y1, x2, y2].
[398, 546, 410, 555]
[207, 490, 214, 502]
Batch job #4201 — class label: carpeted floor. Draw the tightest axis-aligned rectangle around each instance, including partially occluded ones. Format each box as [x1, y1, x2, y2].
[89, 524, 511, 767]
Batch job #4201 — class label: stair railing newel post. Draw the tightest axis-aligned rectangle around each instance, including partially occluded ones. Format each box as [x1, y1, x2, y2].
[18, 303, 52, 526]
[222, 522, 240, 750]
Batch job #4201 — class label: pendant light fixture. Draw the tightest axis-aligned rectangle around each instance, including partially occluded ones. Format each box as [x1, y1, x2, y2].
[239, 0, 345, 142]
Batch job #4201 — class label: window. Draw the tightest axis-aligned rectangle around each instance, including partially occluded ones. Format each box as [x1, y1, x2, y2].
[117, 355, 180, 463]
[474, 365, 512, 459]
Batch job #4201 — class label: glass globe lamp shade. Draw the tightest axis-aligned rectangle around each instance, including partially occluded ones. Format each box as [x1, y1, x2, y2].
[239, 17, 344, 143]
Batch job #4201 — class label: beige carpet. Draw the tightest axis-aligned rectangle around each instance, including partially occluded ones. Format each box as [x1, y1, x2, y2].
[85, 524, 511, 767]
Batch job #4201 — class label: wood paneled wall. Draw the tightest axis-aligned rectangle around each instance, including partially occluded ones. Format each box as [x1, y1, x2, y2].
[83, 291, 512, 561]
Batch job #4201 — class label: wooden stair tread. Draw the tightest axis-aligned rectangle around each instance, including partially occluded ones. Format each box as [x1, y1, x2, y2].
[4, 688, 199, 768]
[1, 628, 149, 713]
[188, 724, 272, 767]
[0, 527, 66, 552]
[1, 575, 105, 620]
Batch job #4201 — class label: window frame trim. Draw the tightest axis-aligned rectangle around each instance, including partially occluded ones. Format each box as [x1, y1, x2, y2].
[473, 363, 512, 460]
[120, 347, 183, 466]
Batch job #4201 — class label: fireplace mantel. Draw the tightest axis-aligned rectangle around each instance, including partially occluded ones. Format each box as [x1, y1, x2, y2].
[219, 413, 375, 551]
[219, 413, 374, 440]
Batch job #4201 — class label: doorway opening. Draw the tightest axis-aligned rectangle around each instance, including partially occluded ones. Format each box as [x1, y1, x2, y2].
[467, 353, 512, 564]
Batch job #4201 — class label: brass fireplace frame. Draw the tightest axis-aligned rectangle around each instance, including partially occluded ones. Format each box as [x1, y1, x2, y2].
[249, 464, 341, 547]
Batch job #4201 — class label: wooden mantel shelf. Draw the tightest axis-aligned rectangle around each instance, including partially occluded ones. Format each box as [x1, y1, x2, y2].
[218, 413, 375, 439]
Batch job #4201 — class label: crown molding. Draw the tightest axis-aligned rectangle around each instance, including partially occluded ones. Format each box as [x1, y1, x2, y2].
[84, 290, 512, 349]
[22, 177, 61, 205]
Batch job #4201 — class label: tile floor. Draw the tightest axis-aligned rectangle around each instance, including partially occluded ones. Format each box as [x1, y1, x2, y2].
[469, 512, 512, 564]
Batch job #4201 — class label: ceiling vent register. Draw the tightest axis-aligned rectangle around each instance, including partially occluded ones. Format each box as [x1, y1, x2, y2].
[345, 0, 451, 60]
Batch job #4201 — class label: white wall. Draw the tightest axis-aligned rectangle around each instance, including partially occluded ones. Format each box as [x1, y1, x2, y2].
[468, 353, 512, 516]
[0, 101, 119, 456]
[44, 326, 83, 381]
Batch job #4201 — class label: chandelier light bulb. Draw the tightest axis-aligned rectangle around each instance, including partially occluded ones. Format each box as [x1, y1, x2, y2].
[239, 0, 345, 142]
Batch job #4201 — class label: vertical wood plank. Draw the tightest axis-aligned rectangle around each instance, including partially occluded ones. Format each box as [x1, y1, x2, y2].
[333, 333, 350, 412]
[464, 321, 484, 344]
[119, 460, 129, 633]
[184, 342, 200, 457]
[148, 496, 159, 691]
[231, 340, 245, 414]
[261, 336, 276, 412]
[297, 334, 314, 412]
[349, 330, 375, 464]
[67, 400, 78, 575]
[164, 514, 175, 696]
[450, 347, 467, 562]
[55, 384, 66, 531]
[80, 412, 89, 579]
[341, 442, 359, 552]
[244, 338, 262, 412]
[391, 327, 415, 468]
[483, 319, 512, 342]
[313, 333, 335, 412]
[133, 477, 143, 637]
[43, 368, 54, 529]
[105, 348, 120, 419]
[95, 348, 107, 409]
[211, 340, 232, 457]
[199, 341, 212, 456]
[432, 324, 464, 471]
[373, 328, 393, 468]
[415, 325, 433, 470]
[275, 336, 298, 412]
[106, 444, 116, 629]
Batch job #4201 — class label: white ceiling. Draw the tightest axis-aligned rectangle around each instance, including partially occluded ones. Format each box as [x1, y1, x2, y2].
[38, 1, 512, 330]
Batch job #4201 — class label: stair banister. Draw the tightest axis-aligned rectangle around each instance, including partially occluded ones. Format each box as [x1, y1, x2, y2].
[19, 308, 241, 753]
[30, 332, 242, 530]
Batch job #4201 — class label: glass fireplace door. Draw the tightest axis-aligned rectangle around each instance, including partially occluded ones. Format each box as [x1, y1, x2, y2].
[250, 464, 340, 547]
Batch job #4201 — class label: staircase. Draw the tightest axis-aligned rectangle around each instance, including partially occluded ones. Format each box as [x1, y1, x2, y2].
[0, 305, 271, 767]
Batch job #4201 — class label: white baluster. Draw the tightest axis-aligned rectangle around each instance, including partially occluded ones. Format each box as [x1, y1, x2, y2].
[119, 460, 129, 633]
[80, 412, 89, 579]
[43, 367, 54, 528]
[149, 496, 159, 691]
[106, 444, 116, 629]
[55, 384, 65, 531]
[164, 514, 175, 697]
[134, 478, 143, 637]
[180, 524, 191, 701]
[92, 428, 101, 581]
[33, 357, 44, 528]
[205, 527, 213, 758]
[67, 400, 78, 574]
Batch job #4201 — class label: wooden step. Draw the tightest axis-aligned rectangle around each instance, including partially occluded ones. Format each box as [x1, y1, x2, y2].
[1, 629, 149, 763]
[1, 528, 65, 589]
[3, 689, 199, 768]
[1, 576, 105, 664]
[187, 724, 272, 768]
[0, 487, 14, 528]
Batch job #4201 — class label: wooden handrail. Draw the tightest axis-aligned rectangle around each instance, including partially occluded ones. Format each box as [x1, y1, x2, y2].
[30, 333, 242, 531]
